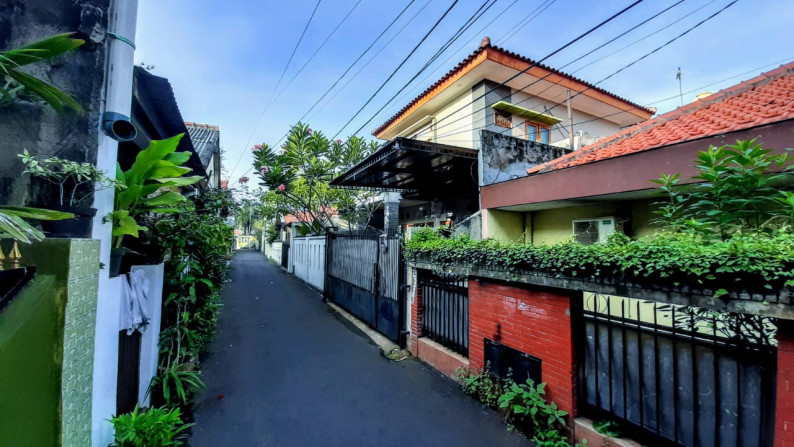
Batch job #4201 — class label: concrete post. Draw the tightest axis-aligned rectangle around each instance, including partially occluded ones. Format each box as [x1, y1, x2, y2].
[383, 192, 401, 236]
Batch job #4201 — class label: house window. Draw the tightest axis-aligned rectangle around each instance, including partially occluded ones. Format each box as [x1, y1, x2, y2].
[526, 121, 550, 144]
[494, 110, 512, 128]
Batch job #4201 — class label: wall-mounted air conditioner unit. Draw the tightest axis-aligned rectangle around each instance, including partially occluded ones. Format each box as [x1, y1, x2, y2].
[572, 217, 622, 245]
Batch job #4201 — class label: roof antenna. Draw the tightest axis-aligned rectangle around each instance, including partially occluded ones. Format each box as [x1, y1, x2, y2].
[676, 67, 683, 105]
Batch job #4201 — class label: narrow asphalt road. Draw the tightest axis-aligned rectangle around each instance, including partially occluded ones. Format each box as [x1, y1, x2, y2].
[190, 250, 527, 447]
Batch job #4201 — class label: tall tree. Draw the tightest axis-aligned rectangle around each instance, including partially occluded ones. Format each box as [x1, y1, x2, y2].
[251, 123, 380, 234]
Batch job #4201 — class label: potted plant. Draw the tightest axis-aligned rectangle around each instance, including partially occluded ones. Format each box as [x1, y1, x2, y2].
[108, 134, 202, 276]
[18, 150, 122, 238]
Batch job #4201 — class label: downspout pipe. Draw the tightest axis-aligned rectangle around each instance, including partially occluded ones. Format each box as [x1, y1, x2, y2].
[91, 2, 139, 446]
[102, 1, 138, 142]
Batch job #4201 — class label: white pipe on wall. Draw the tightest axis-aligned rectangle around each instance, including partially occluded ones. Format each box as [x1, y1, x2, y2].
[91, 1, 139, 446]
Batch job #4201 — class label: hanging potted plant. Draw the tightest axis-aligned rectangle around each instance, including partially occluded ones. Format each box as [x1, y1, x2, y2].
[108, 134, 202, 276]
[17, 150, 122, 238]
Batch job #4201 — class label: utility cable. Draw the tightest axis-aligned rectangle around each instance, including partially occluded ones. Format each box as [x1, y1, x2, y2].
[420, 0, 687, 140]
[432, 0, 740, 143]
[349, 0, 499, 138]
[227, 0, 322, 182]
[391, 0, 646, 143]
[271, 0, 422, 148]
[332, 0, 462, 140]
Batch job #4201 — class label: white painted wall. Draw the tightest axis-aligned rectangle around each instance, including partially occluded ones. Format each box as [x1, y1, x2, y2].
[91, 275, 123, 445]
[432, 90, 474, 148]
[291, 236, 326, 290]
[132, 264, 164, 406]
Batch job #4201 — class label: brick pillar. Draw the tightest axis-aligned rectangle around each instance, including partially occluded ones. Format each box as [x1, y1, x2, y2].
[409, 270, 424, 356]
[776, 321, 794, 446]
[383, 192, 401, 236]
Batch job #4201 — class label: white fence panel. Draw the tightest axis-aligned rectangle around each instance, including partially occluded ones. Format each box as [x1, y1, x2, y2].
[291, 236, 326, 290]
[270, 242, 282, 263]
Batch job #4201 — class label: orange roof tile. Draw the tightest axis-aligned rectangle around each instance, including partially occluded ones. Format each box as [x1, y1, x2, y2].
[528, 62, 794, 175]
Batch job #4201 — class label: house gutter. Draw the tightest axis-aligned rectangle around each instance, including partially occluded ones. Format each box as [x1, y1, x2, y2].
[91, 1, 139, 446]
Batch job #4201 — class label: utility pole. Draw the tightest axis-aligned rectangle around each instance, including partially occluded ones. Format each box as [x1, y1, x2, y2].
[676, 67, 683, 105]
[567, 89, 574, 150]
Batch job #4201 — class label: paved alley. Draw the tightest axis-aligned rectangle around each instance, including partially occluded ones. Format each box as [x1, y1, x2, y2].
[190, 251, 527, 447]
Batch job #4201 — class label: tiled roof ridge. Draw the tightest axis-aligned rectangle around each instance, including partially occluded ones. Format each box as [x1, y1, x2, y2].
[527, 61, 794, 175]
[371, 41, 653, 137]
[185, 121, 220, 131]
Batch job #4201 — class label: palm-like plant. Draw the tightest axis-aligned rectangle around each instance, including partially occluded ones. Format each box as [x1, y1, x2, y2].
[0, 206, 73, 243]
[0, 33, 85, 113]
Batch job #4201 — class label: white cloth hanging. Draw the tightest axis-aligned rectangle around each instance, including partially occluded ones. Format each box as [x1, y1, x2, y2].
[119, 270, 151, 335]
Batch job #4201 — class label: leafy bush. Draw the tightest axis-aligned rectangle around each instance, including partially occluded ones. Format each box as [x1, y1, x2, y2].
[457, 364, 507, 408]
[498, 379, 569, 446]
[110, 405, 192, 447]
[406, 228, 794, 296]
[145, 191, 233, 410]
[456, 366, 584, 446]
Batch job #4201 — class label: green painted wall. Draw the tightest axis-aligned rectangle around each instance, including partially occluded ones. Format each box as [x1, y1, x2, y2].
[0, 239, 100, 447]
[0, 275, 64, 447]
[485, 209, 525, 241]
[486, 199, 662, 246]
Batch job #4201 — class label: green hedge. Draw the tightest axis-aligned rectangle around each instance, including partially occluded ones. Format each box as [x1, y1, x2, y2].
[405, 228, 794, 297]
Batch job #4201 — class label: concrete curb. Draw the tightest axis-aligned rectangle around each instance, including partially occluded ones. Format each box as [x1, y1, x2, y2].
[326, 302, 410, 361]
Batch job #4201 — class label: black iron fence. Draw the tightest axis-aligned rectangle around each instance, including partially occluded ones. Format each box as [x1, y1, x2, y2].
[576, 293, 777, 447]
[419, 271, 469, 357]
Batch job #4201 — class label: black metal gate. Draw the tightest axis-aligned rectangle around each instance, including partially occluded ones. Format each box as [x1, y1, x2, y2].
[576, 292, 777, 447]
[281, 241, 290, 269]
[418, 271, 469, 356]
[324, 233, 405, 344]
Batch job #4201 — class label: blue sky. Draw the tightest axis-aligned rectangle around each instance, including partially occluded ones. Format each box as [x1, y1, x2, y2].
[135, 0, 794, 184]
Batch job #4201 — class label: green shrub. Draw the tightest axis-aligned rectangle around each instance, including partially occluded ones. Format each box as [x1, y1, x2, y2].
[110, 405, 192, 447]
[457, 364, 507, 408]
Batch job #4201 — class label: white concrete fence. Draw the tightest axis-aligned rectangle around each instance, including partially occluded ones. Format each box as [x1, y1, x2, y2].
[290, 236, 326, 290]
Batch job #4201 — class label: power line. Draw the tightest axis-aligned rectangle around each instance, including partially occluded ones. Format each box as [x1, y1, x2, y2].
[302, 0, 433, 130]
[366, 0, 523, 132]
[269, 0, 364, 107]
[420, 0, 688, 140]
[496, 0, 557, 46]
[332, 0, 463, 140]
[348, 0, 499, 138]
[271, 0, 422, 149]
[433, 0, 741, 143]
[390, 0, 646, 143]
[232, 1, 423, 187]
[422, 53, 794, 146]
[226, 0, 323, 182]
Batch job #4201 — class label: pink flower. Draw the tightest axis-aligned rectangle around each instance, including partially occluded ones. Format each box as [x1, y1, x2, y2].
[278, 184, 285, 191]
[278, 149, 285, 155]
[260, 166, 270, 174]
[335, 139, 342, 144]
[239, 176, 249, 183]
[307, 128, 313, 135]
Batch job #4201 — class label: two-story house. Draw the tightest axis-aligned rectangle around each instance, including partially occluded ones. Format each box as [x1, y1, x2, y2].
[331, 37, 653, 236]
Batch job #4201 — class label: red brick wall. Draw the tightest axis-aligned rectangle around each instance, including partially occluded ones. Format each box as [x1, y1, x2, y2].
[408, 276, 424, 356]
[469, 279, 577, 418]
[777, 328, 794, 446]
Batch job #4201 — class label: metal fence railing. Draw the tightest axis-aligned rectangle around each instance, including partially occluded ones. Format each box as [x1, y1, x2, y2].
[419, 271, 469, 357]
[577, 292, 777, 447]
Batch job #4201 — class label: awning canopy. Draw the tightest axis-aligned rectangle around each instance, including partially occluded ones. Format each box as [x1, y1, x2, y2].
[330, 138, 478, 193]
[491, 101, 563, 126]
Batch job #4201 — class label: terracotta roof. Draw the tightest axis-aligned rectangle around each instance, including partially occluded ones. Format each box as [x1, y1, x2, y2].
[527, 62, 794, 175]
[283, 209, 337, 224]
[372, 40, 653, 137]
